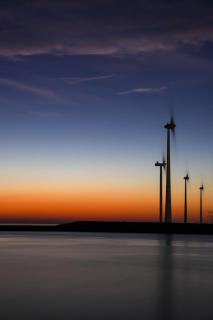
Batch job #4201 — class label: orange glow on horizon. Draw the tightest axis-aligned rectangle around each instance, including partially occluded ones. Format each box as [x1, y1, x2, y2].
[0, 184, 207, 223]
[0, 187, 156, 223]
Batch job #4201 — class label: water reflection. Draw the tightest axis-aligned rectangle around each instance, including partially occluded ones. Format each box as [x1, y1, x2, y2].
[157, 235, 174, 320]
[0, 233, 213, 320]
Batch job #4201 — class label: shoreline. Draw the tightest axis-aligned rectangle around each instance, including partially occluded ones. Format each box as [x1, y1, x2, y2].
[0, 221, 213, 235]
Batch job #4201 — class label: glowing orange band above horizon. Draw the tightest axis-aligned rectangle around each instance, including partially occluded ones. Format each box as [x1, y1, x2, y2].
[0, 184, 206, 223]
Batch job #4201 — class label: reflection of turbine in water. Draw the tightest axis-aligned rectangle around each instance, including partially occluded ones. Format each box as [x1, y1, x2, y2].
[199, 184, 204, 224]
[183, 173, 189, 223]
[157, 235, 174, 320]
[164, 116, 176, 223]
[155, 157, 166, 223]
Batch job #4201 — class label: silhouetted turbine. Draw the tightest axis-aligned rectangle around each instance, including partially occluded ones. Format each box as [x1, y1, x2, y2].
[199, 184, 204, 224]
[164, 116, 176, 223]
[183, 173, 189, 223]
[155, 159, 166, 223]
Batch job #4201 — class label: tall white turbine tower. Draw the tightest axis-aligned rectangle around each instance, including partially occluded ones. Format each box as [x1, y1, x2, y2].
[164, 116, 176, 223]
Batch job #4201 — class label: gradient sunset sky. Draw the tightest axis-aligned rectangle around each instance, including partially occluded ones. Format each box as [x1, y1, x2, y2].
[0, 0, 213, 223]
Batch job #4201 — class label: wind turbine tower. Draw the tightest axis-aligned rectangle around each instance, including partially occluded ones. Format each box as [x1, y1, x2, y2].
[164, 116, 176, 223]
[199, 184, 204, 224]
[184, 173, 189, 223]
[155, 159, 166, 223]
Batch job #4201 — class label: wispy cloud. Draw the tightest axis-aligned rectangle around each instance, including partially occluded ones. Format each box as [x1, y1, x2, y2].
[63, 74, 115, 85]
[118, 86, 167, 95]
[0, 78, 57, 99]
[29, 111, 63, 119]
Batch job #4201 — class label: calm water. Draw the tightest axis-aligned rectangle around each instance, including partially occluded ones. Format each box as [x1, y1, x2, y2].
[0, 232, 213, 320]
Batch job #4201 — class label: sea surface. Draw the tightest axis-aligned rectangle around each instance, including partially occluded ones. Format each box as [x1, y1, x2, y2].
[0, 232, 213, 320]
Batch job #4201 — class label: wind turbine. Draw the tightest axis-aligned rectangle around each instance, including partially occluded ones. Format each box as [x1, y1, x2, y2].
[199, 184, 204, 224]
[164, 116, 176, 223]
[155, 157, 166, 223]
[183, 173, 189, 223]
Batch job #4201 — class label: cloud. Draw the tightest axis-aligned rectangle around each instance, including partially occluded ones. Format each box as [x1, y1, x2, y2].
[63, 74, 115, 85]
[0, 78, 57, 99]
[118, 86, 167, 95]
[29, 111, 63, 119]
[0, 1, 213, 57]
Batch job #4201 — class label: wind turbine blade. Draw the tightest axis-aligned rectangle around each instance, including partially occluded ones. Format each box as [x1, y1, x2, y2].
[172, 119, 176, 146]
[170, 112, 176, 136]
[187, 172, 190, 182]
[170, 113, 174, 125]
[162, 153, 166, 171]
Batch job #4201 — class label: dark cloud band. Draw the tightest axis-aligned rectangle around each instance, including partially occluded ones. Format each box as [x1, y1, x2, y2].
[0, 0, 213, 57]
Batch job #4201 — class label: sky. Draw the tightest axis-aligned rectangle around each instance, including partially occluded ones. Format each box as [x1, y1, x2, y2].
[0, 0, 213, 223]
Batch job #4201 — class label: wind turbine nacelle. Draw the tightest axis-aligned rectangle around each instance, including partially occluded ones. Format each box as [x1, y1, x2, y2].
[184, 174, 189, 181]
[164, 122, 176, 130]
[155, 161, 166, 167]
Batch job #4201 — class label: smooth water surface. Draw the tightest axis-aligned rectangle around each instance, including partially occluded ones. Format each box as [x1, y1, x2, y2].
[0, 232, 213, 320]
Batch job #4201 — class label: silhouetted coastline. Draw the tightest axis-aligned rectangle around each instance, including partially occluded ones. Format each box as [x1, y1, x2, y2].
[1, 221, 213, 235]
